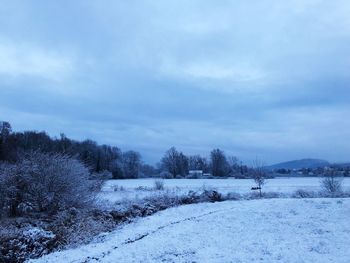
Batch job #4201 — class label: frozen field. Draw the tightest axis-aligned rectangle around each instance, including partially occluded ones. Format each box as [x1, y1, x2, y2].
[31, 198, 350, 263]
[99, 177, 350, 202]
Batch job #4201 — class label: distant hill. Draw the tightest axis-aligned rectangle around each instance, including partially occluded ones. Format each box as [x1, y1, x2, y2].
[267, 159, 330, 170]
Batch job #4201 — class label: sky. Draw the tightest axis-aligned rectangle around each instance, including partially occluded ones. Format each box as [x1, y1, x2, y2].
[0, 0, 350, 165]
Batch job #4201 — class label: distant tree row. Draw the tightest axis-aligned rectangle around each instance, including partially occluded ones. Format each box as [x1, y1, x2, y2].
[160, 147, 249, 178]
[274, 166, 350, 177]
[0, 122, 154, 179]
[1, 121, 253, 179]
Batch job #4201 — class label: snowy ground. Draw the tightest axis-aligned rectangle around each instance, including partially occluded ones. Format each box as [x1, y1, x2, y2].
[99, 177, 350, 203]
[31, 198, 350, 263]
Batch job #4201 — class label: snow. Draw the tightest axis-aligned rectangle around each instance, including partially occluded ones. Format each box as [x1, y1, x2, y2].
[99, 177, 350, 202]
[30, 198, 350, 263]
[22, 228, 55, 240]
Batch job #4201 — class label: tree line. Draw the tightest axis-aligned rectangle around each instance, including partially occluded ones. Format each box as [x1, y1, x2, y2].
[0, 121, 151, 179]
[160, 147, 250, 178]
[0, 121, 252, 179]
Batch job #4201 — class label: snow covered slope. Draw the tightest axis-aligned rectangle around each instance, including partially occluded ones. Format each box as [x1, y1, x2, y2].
[30, 198, 350, 263]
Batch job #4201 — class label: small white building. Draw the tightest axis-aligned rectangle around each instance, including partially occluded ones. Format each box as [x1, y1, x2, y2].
[188, 170, 203, 177]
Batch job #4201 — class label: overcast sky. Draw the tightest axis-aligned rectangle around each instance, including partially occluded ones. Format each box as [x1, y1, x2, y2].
[0, 0, 349, 164]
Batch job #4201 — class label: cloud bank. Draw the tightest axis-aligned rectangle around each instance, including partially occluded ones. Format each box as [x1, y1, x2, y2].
[1, 0, 349, 164]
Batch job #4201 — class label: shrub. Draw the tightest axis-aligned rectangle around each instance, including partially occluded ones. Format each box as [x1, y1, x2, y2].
[48, 208, 116, 246]
[160, 171, 173, 179]
[113, 185, 125, 192]
[0, 226, 56, 262]
[135, 186, 152, 191]
[225, 192, 242, 200]
[202, 175, 216, 179]
[292, 189, 317, 198]
[154, 179, 165, 190]
[234, 174, 249, 179]
[263, 192, 284, 199]
[199, 190, 222, 202]
[143, 192, 182, 210]
[0, 151, 99, 216]
[0, 174, 6, 218]
[186, 173, 200, 179]
[180, 191, 200, 204]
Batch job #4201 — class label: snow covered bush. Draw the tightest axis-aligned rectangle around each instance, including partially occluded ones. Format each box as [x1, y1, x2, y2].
[113, 185, 125, 191]
[142, 191, 182, 210]
[47, 208, 117, 246]
[292, 189, 317, 198]
[0, 151, 99, 216]
[186, 173, 200, 179]
[199, 190, 222, 202]
[321, 171, 343, 197]
[135, 186, 153, 191]
[0, 226, 56, 262]
[262, 191, 285, 199]
[225, 192, 242, 200]
[154, 179, 165, 190]
[0, 168, 6, 218]
[160, 171, 173, 179]
[0, 208, 119, 262]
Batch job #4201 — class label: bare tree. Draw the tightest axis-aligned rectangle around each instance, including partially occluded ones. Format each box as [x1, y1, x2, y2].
[161, 147, 188, 177]
[321, 169, 343, 197]
[210, 149, 229, 177]
[161, 147, 178, 177]
[176, 152, 189, 176]
[227, 156, 240, 176]
[140, 164, 158, 177]
[122, 151, 141, 178]
[252, 158, 267, 197]
[188, 155, 209, 172]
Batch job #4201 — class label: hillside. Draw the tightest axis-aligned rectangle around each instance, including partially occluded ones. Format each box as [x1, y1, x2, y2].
[267, 158, 330, 170]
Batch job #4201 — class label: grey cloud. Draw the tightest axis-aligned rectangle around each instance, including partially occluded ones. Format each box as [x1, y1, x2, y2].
[1, 0, 350, 164]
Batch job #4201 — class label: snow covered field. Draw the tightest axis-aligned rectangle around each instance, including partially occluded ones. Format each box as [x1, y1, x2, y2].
[99, 177, 350, 202]
[31, 198, 350, 263]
